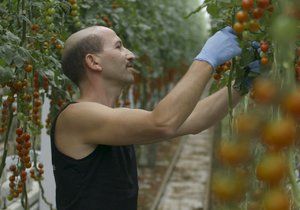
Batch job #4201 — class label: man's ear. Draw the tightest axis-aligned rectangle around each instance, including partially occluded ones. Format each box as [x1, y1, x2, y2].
[85, 54, 103, 72]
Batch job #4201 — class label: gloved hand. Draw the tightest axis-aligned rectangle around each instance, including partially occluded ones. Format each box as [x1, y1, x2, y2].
[195, 26, 242, 69]
[233, 60, 261, 95]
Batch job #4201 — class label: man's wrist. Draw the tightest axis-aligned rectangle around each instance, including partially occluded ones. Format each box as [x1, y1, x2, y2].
[193, 60, 214, 74]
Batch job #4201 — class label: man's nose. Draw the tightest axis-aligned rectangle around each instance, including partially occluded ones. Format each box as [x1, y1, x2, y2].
[125, 48, 136, 61]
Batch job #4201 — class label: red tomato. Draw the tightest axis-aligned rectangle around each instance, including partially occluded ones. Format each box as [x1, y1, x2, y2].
[260, 43, 269, 52]
[250, 78, 277, 104]
[257, 0, 270, 9]
[233, 22, 244, 33]
[242, 0, 254, 11]
[261, 56, 268, 65]
[212, 171, 247, 201]
[281, 89, 300, 120]
[261, 118, 296, 150]
[252, 8, 264, 19]
[249, 20, 260, 32]
[256, 152, 288, 185]
[236, 10, 249, 22]
[218, 139, 251, 166]
[263, 189, 290, 210]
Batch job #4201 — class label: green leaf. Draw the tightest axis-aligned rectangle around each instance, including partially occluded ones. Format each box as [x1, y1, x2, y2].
[0, 66, 13, 83]
[207, 4, 219, 17]
[13, 55, 25, 68]
[4, 31, 21, 44]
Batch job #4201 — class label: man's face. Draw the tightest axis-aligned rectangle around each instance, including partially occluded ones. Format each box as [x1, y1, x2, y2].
[95, 27, 136, 86]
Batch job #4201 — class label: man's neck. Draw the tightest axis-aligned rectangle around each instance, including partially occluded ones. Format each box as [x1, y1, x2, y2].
[77, 81, 123, 107]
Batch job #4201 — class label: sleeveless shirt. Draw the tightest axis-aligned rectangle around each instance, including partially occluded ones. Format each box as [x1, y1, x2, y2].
[50, 101, 139, 210]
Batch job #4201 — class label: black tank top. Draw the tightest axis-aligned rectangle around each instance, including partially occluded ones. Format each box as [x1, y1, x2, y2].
[50, 101, 139, 210]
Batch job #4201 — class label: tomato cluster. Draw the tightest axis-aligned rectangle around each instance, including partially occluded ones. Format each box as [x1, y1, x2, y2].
[234, 0, 273, 34]
[30, 163, 44, 181]
[68, 0, 81, 28]
[213, 61, 231, 81]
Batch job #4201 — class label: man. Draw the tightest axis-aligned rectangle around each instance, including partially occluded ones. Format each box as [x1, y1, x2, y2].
[50, 26, 257, 210]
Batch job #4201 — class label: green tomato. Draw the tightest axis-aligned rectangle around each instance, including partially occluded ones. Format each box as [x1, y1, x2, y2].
[70, 10, 78, 16]
[75, 21, 81, 28]
[47, 8, 56, 15]
[72, 16, 80, 21]
[45, 16, 53, 24]
[48, 23, 55, 30]
[242, 30, 250, 40]
[72, 4, 78, 10]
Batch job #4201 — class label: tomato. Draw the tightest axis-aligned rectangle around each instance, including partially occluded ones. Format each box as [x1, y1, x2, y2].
[261, 56, 268, 65]
[71, 3, 78, 10]
[24, 64, 33, 73]
[21, 171, 27, 179]
[256, 152, 288, 185]
[56, 44, 63, 49]
[70, 10, 78, 16]
[22, 133, 30, 142]
[257, 0, 270, 9]
[9, 165, 16, 172]
[218, 139, 251, 166]
[242, 0, 254, 11]
[38, 163, 44, 168]
[68, 0, 76, 4]
[260, 43, 269, 52]
[236, 10, 249, 23]
[212, 171, 246, 201]
[9, 175, 15, 182]
[234, 114, 260, 136]
[281, 89, 300, 120]
[47, 8, 55, 15]
[25, 162, 31, 168]
[16, 127, 23, 136]
[233, 22, 244, 33]
[215, 66, 223, 74]
[263, 189, 290, 210]
[249, 20, 260, 32]
[261, 118, 296, 150]
[31, 24, 39, 31]
[252, 8, 264, 19]
[213, 73, 222, 80]
[250, 78, 277, 104]
[225, 61, 231, 67]
[45, 16, 53, 24]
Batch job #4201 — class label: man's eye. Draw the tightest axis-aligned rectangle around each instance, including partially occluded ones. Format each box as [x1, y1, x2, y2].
[116, 45, 121, 49]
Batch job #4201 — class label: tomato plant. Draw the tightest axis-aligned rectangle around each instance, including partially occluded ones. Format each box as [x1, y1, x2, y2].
[189, 0, 300, 209]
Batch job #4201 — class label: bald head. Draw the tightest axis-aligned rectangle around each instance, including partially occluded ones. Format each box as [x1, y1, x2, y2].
[62, 26, 112, 86]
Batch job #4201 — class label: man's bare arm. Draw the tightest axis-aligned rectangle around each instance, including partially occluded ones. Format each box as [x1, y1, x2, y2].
[175, 87, 242, 135]
[63, 61, 213, 146]
[143, 87, 243, 144]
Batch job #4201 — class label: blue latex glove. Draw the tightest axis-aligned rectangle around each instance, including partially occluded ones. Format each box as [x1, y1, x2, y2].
[244, 60, 260, 89]
[195, 26, 242, 69]
[233, 60, 261, 95]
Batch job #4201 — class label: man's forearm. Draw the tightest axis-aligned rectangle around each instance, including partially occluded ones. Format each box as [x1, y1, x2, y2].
[152, 61, 212, 132]
[176, 86, 243, 135]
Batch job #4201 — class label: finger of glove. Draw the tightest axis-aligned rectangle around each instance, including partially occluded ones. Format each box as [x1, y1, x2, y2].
[248, 60, 261, 74]
[251, 41, 260, 49]
[222, 26, 237, 36]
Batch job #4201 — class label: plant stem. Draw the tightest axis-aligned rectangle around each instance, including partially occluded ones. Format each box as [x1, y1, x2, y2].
[0, 104, 13, 178]
[288, 149, 300, 208]
[32, 136, 54, 210]
[226, 6, 236, 139]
